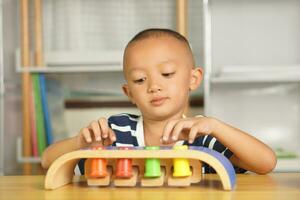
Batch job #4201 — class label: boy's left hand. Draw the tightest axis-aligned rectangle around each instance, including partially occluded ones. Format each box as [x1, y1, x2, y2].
[161, 116, 216, 144]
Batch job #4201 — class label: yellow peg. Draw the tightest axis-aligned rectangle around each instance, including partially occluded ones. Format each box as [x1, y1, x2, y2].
[172, 145, 192, 177]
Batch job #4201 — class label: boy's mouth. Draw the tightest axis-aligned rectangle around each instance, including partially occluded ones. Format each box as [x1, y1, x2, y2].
[150, 97, 168, 106]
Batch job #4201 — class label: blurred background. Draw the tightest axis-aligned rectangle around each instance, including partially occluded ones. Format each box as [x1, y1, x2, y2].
[0, 0, 299, 175]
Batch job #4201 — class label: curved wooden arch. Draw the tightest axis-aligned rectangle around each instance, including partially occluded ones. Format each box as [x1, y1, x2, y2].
[45, 146, 236, 190]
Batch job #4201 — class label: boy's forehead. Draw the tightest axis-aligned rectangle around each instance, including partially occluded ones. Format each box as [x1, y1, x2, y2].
[123, 36, 193, 67]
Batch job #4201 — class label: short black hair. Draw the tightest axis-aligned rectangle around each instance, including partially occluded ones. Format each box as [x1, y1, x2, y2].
[128, 28, 189, 45]
[125, 28, 192, 51]
[123, 28, 194, 65]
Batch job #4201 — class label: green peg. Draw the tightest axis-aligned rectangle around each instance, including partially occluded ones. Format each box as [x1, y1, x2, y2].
[144, 146, 162, 178]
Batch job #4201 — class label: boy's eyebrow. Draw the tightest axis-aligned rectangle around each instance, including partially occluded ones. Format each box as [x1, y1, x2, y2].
[127, 60, 177, 73]
[127, 66, 145, 74]
[158, 60, 177, 67]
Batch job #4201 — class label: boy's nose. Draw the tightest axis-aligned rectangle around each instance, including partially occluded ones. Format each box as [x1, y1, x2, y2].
[147, 82, 162, 93]
[148, 87, 161, 93]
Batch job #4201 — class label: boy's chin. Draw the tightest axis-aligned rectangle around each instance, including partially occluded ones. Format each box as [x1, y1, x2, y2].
[144, 109, 180, 121]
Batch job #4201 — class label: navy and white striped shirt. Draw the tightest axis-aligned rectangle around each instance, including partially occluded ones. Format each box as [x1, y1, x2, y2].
[76, 113, 246, 174]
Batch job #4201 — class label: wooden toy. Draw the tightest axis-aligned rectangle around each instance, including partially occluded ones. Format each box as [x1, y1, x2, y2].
[44, 146, 236, 190]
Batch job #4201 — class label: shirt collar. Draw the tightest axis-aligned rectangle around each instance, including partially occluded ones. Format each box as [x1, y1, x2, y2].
[135, 115, 185, 146]
[135, 115, 145, 146]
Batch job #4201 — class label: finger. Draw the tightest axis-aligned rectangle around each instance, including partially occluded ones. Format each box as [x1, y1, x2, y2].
[201, 123, 212, 135]
[98, 118, 109, 139]
[162, 119, 179, 143]
[91, 142, 104, 148]
[188, 126, 199, 144]
[170, 120, 185, 141]
[103, 128, 116, 146]
[90, 142, 104, 149]
[82, 128, 92, 143]
[108, 128, 116, 142]
[90, 121, 101, 141]
[171, 120, 193, 141]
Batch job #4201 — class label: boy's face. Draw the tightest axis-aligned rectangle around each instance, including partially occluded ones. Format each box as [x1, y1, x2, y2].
[122, 36, 203, 120]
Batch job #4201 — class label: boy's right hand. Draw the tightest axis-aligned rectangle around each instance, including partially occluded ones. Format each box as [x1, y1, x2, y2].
[76, 117, 116, 148]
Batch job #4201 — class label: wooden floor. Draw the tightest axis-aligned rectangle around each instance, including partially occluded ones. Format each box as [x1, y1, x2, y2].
[0, 173, 300, 200]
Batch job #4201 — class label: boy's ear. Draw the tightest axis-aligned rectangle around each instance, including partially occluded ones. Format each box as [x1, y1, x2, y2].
[189, 67, 203, 91]
[122, 84, 136, 104]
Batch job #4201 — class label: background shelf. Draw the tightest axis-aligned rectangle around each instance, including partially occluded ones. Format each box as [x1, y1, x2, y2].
[15, 50, 123, 73]
[211, 65, 300, 83]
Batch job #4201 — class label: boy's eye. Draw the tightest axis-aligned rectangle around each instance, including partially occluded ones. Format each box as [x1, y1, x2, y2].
[162, 72, 175, 78]
[133, 77, 146, 84]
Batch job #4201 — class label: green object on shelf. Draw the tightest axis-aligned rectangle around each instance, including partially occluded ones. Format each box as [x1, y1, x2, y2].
[32, 74, 47, 156]
[144, 146, 161, 178]
[275, 148, 298, 159]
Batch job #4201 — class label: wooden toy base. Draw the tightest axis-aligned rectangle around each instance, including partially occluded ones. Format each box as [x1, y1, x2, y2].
[86, 167, 112, 186]
[45, 146, 236, 190]
[141, 167, 166, 187]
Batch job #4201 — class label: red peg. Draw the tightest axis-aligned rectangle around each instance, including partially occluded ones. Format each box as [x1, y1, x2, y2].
[115, 147, 133, 178]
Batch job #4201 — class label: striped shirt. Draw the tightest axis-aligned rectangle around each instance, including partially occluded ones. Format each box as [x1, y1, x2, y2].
[75, 113, 246, 174]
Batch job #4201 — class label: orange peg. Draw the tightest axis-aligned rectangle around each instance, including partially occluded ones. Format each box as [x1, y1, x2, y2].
[89, 146, 108, 178]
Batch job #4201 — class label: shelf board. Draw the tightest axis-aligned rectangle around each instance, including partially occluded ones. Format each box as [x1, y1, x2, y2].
[211, 76, 300, 83]
[211, 65, 300, 83]
[16, 137, 41, 163]
[16, 65, 122, 73]
[15, 49, 123, 73]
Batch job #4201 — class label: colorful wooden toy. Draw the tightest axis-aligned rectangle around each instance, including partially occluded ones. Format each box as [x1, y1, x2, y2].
[44, 146, 236, 190]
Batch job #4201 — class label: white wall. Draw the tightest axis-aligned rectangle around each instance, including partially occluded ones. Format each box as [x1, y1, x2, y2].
[211, 0, 300, 71]
[207, 0, 300, 171]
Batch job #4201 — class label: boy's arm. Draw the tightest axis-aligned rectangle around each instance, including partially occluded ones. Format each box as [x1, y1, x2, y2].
[211, 118, 277, 174]
[162, 117, 277, 174]
[41, 136, 82, 169]
[41, 117, 116, 169]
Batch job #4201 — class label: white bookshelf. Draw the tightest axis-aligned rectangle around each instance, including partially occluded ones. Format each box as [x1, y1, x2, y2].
[204, 0, 300, 172]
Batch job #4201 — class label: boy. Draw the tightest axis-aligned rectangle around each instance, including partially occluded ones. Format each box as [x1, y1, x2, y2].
[42, 28, 276, 174]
